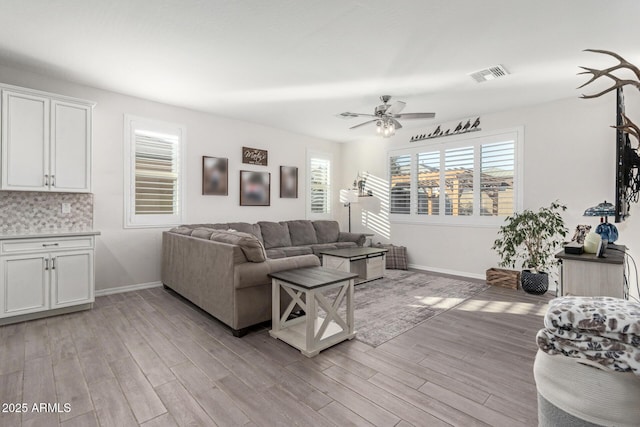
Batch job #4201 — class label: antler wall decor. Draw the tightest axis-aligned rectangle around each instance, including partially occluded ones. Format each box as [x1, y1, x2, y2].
[579, 49, 640, 221]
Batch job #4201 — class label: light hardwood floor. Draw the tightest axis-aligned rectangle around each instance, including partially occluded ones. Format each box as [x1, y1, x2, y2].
[0, 284, 552, 426]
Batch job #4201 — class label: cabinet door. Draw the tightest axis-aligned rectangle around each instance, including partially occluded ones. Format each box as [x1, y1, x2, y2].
[50, 250, 94, 309]
[1, 90, 50, 191]
[0, 254, 49, 317]
[51, 101, 92, 192]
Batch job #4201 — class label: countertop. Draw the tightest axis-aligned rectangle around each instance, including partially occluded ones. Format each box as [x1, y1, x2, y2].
[0, 230, 101, 240]
[555, 243, 626, 265]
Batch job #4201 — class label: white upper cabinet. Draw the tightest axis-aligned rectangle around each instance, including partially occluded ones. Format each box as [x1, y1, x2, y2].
[51, 100, 92, 192]
[0, 85, 94, 193]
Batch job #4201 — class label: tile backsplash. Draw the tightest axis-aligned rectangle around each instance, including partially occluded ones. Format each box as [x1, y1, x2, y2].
[0, 191, 93, 234]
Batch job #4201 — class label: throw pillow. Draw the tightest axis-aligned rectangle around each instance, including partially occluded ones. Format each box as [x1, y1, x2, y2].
[374, 243, 408, 270]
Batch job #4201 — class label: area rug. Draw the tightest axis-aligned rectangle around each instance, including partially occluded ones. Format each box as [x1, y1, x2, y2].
[345, 270, 488, 347]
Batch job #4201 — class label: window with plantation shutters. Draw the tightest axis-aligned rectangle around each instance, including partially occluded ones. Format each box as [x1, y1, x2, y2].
[417, 151, 440, 215]
[124, 116, 185, 228]
[390, 154, 411, 214]
[388, 128, 521, 225]
[444, 146, 474, 216]
[308, 153, 331, 217]
[480, 141, 514, 216]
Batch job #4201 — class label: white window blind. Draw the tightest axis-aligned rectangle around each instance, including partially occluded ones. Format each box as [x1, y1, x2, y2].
[390, 154, 411, 214]
[480, 141, 515, 216]
[444, 146, 474, 216]
[124, 116, 185, 228]
[134, 130, 179, 215]
[417, 151, 440, 215]
[309, 157, 331, 214]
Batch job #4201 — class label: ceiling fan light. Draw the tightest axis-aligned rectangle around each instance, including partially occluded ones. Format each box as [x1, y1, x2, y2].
[376, 120, 382, 133]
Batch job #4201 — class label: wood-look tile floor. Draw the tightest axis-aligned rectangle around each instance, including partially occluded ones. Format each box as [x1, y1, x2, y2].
[0, 284, 552, 427]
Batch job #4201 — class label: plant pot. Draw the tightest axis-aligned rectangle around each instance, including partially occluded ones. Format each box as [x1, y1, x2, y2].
[521, 270, 548, 295]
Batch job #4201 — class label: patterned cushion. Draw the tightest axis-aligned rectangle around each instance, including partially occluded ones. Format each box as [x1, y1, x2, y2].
[374, 243, 408, 270]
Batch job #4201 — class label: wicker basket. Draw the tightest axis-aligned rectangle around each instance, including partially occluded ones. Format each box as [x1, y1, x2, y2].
[486, 268, 520, 290]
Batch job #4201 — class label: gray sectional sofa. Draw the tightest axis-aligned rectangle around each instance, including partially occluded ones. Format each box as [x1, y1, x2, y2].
[161, 220, 366, 335]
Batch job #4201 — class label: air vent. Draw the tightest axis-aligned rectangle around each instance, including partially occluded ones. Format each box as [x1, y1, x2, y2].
[469, 65, 509, 83]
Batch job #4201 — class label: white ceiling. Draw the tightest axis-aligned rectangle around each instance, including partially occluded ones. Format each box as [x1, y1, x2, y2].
[1, 0, 639, 142]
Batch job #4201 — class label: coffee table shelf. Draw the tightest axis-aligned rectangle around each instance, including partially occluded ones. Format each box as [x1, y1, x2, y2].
[268, 267, 358, 357]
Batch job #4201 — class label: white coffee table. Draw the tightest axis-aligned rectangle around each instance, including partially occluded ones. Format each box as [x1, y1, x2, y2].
[268, 267, 358, 357]
[320, 247, 388, 284]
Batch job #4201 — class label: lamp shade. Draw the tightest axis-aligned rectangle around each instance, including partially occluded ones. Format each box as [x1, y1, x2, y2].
[583, 201, 615, 217]
[339, 189, 359, 204]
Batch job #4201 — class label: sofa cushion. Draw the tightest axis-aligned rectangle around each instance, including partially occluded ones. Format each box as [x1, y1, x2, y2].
[170, 226, 195, 235]
[280, 246, 314, 257]
[312, 220, 340, 244]
[258, 221, 292, 249]
[207, 230, 266, 263]
[227, 222, 263, 244]
[266, 248, 286, 259]
[334, 241, 358, 249]
[310, 243, 338, 256]
[284, 220, 318, 246]
[191, 228, 215, 239]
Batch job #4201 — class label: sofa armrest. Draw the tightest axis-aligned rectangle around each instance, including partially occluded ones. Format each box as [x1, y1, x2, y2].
[234, 254, 320, 290]
[338, 231, 366, 246]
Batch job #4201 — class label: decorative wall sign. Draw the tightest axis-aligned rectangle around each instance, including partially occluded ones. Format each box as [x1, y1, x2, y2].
[410, 117, 481, 142]
[280, 166, 298, 198]
[202, 156, 228, 195]
[240, 171, 270, 206]
[242, 146, 268, 166]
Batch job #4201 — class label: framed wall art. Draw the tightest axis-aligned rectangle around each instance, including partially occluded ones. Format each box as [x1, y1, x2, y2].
[280, 166, 298, 198]
[242, 146, 268, 166]
[202, 156, 228, 195]
[240, 170, 270, 206]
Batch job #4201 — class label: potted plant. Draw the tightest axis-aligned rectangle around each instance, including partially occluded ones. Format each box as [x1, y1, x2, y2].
[492, 201, 568, 295]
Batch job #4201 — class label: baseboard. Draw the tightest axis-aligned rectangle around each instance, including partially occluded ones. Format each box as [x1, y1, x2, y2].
[95, 281, 163, 297]
[408, 263, 485, 280]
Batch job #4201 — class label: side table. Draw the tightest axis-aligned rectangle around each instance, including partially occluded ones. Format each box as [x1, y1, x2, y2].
[268, 267, 358, 357]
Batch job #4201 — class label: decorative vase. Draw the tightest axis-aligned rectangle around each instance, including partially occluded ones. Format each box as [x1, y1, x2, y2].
[521, 270, 548, 295]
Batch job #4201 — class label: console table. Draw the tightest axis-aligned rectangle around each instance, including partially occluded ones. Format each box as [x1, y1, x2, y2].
[268, 267, 358, 357]
[555, 244, 627, 298]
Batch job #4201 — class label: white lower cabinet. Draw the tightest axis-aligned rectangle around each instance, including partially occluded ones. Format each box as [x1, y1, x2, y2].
[0, 235, 95, 321]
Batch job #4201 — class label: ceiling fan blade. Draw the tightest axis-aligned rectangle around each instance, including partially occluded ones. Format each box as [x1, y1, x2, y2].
[385, 101, 406, 115]
[339, 112, 376, 118]
[390, 118, 403, 129]
[392, 112, 436, 119]
[349, 119, 377, 129]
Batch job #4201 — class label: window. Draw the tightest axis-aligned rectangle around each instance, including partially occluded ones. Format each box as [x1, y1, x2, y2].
[390, 154, 411, 214]
[388, 128, 521, 225]
[124, 115, 185, 228]
[307, 151, 331, 218]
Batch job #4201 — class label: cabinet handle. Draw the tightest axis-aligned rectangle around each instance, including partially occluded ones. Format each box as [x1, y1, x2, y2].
[45, 258, 49, 271]
[44, 174, 49, 186]
[51, 175, 55, 187]
[51, 257, 56, 270]
[42, 243, 59, 247]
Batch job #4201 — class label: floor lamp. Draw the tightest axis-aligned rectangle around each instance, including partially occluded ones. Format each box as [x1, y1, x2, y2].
[340, 189, 359, 232]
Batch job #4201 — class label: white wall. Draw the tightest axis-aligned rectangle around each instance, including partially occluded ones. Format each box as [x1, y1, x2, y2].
[0, 64, 342, 291]
[341, 93, 640, 300]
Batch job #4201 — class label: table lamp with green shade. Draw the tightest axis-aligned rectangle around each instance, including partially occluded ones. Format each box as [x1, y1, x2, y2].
[583, 201, 618, 243]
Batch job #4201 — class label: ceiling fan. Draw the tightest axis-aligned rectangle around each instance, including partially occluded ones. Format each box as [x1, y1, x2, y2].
[339, 95, 436, 137]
